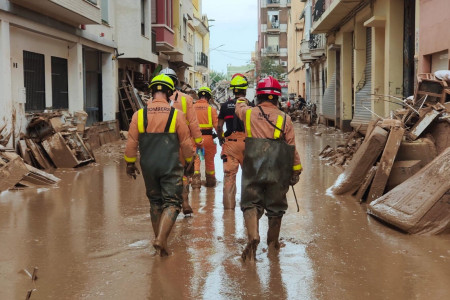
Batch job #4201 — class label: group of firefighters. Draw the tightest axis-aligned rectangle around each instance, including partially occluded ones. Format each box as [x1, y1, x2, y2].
[124, 68, 302, 261]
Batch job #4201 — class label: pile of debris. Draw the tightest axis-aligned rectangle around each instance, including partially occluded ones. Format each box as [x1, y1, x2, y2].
[118, 78, 145, 130]
[319, 131, 364, 167]
[328, 72, 450, 234]
[0, 111, 121, 192]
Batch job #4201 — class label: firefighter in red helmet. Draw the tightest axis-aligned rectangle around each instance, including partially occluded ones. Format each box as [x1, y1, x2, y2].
[235, 76, 302, 261]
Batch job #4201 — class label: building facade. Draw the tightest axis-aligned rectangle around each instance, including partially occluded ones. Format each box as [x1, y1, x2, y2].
[0, 0, 210, 147]
[298, 0, 424, 132]
[0, 0, 119, 147]
[287, 0, 306, 98]
[257, 0, 291, 77]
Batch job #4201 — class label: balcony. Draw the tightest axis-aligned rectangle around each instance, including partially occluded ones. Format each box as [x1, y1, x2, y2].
[267, 0, 280, 7]
[10, 0, 101, 25]
[311, 0, 367, 34]
[263, 46, 280, 56]
[299, 39, 314, 62]
[195, 52, 208, 71]
[152, 25, 175, 52]
[309, 33, 326, 57]
[267, 21, 280, 31]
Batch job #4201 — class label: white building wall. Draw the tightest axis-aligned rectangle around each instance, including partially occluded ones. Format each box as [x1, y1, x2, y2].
[0, 19, 14, 146]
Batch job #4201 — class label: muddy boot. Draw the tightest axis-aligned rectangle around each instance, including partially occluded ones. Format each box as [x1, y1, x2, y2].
[181, 183, 193, 215]
[191, 173, 201, 189]
[205, 174, 216, 187]
[223, 176, 236, 209]
[267, 216, 282, 250]
[241, 208, 260, 262]
[153, 206, 180, 257]
[150, 204, 163, 237]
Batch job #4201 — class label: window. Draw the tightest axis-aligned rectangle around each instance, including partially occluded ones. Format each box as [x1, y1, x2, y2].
[267, 35, 280, 53]
[166, 0, 172, 28]
[183, 16, 187, 41]
[268, 11, 280, 29]
[141, 0, 147, 36]
[51, 57, 69, 109]
[101, 0, 108, 23]
[23, 51, 45, 111]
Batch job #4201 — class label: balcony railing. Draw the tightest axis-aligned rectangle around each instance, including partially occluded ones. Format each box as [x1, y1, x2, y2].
[267, 0, 280, 4]
[263, 46, 280, 55]
[313, 0, 325, 22]
[269, 21, 280, 29]
[299, 39, 314, 62]
[196, 52, 208, 68]
[309, 33, 325, 51]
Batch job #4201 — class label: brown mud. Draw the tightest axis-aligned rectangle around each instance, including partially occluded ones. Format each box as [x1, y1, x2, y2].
[0, 124, 449, 299]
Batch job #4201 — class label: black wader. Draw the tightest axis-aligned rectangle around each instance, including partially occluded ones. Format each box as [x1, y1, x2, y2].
[138, 107, 184, 211]
[240, 108, 295, 217]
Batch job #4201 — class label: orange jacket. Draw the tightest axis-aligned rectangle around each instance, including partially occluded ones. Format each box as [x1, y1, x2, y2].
[124, 95, 195, 163]
[171, 90, 203, 146]
[235, 99, 302, 172]
[194, 99, 219, 132]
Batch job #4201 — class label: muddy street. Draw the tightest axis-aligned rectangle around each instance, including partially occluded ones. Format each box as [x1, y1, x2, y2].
[0, 124, 449, 300]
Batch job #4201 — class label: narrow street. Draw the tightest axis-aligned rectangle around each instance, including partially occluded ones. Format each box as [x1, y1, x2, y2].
[1, 124, 449, 300]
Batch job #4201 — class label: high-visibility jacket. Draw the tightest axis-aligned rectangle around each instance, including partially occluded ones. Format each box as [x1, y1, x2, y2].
[171, 90, 203, 145]
[193, 99, 218, 132]
[235, 99, 302, 172]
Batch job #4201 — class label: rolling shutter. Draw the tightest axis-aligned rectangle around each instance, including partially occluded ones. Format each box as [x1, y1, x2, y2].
[322, 72, 336, 120]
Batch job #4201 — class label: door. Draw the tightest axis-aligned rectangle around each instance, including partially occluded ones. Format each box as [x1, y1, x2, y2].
[51, 57, 68, 109]
[335, 50, 341, 127]
[83, 49, 102, 125]
[23, 51, 45, 111]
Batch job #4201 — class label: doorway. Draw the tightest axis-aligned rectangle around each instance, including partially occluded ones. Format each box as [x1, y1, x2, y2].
[51, 56, 68, 109]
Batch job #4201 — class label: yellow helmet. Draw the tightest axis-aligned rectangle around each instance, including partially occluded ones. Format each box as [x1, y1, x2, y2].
[149, 74, 175, 93]
[230, 74, 248, 91]
[198, 86, 212, 99]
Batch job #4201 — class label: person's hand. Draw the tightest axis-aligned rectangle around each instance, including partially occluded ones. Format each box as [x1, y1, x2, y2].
[184, 160, 194, 177]
[126, 163, 140, 179]
[290, 170, 301, 186]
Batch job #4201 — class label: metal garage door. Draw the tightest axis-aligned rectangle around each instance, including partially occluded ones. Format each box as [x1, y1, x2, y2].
[352, 27, 372, 125]
[322, 72, 336, 120]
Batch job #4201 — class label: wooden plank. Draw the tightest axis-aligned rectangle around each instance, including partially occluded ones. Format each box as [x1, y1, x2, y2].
[0, 152, 29, 192]
[355, 166, 377, 203]
[331, 126, 388, 195]
[25, 139, 53, 170]
[368, 126, 405, 202]
[363, 118, 382, 141]
[407, 110, 440, 140]
[18, 140, 32, 165]
[41, 133, 78, 168]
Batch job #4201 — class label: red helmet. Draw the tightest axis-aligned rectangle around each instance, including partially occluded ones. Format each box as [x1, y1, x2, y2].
[256, 76, 282, 96]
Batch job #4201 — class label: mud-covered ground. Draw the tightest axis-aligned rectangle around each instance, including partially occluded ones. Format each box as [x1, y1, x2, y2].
[1, 124, 449, 299]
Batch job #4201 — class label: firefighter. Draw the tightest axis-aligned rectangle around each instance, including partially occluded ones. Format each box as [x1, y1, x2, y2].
[124, 74, 195, 257]
[217, 74, 249, 209]
[235, 76, 302, 261]
[159, 68, 203, 215]
[191, 86, 219, 188]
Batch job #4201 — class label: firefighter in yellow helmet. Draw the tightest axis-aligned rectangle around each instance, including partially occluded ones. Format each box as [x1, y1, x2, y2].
[217, 74, 251, 209]
[124, 74, 195, 256]
[191, 86, 219, 188]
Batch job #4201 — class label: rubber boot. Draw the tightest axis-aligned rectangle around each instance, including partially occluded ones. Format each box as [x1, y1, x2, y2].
[267, 216, 282, 250]
[223, 175, 236, 209]
[181, 181, 193, 215]
[205, 174, 216, 187]
[150, 204, 163, 237]
[191, 173, 201, 189]
[153, 206, 180, 257]
[241, 208, 260, 262]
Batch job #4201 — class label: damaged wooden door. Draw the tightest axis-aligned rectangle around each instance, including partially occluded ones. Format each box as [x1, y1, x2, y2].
[51, 57, 69, 109]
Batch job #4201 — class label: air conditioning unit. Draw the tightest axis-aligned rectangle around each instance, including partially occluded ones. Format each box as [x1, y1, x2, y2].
[281, 61, 287, 67]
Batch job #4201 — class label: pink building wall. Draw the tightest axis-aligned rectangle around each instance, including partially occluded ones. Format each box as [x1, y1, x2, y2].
[419, 0, 450, 72]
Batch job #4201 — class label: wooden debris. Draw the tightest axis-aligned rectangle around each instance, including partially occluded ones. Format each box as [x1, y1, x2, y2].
[42, 132, 93, 168]
[367, 126, 405, 202]
[386, 160, 421, 192]
[354, 165, 377, 202]
[25, 139, 53, 170]
[0, 152, 29, 192]
[407, 109, 440, 140]
[368, 147, 450, 235]
[331, 126, 388, 195]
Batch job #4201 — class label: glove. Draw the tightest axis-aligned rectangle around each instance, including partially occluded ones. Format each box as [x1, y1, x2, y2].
[126, 163, 140, 179]
[184, 160, 194, 177]
[219, 138, 225, 146]
[290, 171, 301, 186]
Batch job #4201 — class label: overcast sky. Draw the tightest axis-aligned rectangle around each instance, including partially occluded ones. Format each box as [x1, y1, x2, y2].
[203, 0, 258, 74]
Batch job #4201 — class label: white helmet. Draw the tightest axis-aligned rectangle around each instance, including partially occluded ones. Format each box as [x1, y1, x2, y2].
[159, 67, 178, 84]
